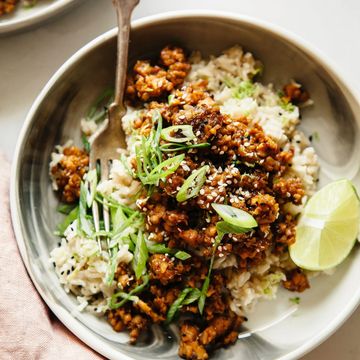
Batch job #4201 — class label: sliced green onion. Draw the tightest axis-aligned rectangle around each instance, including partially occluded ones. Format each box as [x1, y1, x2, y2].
[174, 251, 191, 260]
[119, 153, 134, 177]
[147, 243, 191, 260]
[161, 125, 195, 143]
[176, 165, 209, 202]
[159, 142, 210, 152]
[78, 182, 94, 236]
[143, 154, 185, 185]
[198, 231, 224, 314]
[182, 288, 201, 305]
[168, 94, 176, 105]
[198, 276, 211, 315]
[109, 274, 149, 309]
[57, 203, 76, 215]
[106, 249, 118, 285]
[85, 169, 98, 208]
[215, 221, 249, 234]
[86, 88, 114, 123]
[146, 243, 171, 254]
[166, 288, 192, 324]
[133, 231, 148, 279]
[81, 134, 90, 153]
[212, 203, 257, 228]
[134, 113, 184, 188]
[56, 205, 79, 235]
[152, 110, 163, 145]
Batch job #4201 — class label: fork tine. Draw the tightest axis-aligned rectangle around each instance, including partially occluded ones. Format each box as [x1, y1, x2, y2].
[100, 160, 111, 252]
[92, 200, 102, 251]
[89, 154, 102, 251]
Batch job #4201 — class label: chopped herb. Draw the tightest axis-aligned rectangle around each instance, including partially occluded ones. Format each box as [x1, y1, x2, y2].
[176, 165, 209, 202]
[233, 80, 255, 100]
[279, 98, 296, 112]
[311, 131, 320, 142]
[289, 297, 301, 305]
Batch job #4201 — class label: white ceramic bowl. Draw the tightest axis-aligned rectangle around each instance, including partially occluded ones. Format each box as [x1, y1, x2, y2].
[10, 11, 360, 360]
[0, 0, 81, 35]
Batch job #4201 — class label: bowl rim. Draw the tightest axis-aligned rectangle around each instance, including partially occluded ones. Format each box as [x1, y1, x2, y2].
[0, 0, 81, 35]
[10, 10, 360, 360]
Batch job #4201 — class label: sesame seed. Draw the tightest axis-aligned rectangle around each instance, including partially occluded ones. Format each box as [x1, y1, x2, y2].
[200, 189, 205, 195]
[219, 151, 224, 155]
[211, 191, 217, 197]
[178, 115, 186, 120]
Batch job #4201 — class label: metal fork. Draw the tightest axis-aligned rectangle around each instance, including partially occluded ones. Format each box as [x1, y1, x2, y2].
[89, 0, 139, 250]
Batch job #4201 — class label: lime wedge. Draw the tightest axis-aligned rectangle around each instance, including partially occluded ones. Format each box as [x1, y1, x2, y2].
[289, 179, 360, 271]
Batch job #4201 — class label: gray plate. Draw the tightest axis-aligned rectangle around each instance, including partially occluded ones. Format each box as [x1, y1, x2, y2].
[0, 0, 82, 35]
[10, 11, 360, 360]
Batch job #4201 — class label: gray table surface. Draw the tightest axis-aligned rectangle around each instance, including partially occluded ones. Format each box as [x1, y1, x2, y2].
[1, 0, 359, 358]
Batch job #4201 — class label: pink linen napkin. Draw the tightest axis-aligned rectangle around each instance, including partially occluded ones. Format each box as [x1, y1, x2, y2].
[0, 154, 103, 360]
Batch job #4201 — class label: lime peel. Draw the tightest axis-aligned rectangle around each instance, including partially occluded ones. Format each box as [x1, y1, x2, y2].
[290, 179, 360, 271]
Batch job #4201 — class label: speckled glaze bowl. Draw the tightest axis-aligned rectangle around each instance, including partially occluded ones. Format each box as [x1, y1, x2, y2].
[10, 11, 360, 360]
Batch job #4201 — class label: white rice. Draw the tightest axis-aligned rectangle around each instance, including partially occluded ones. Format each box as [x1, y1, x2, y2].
[50, 219, 133, 314]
